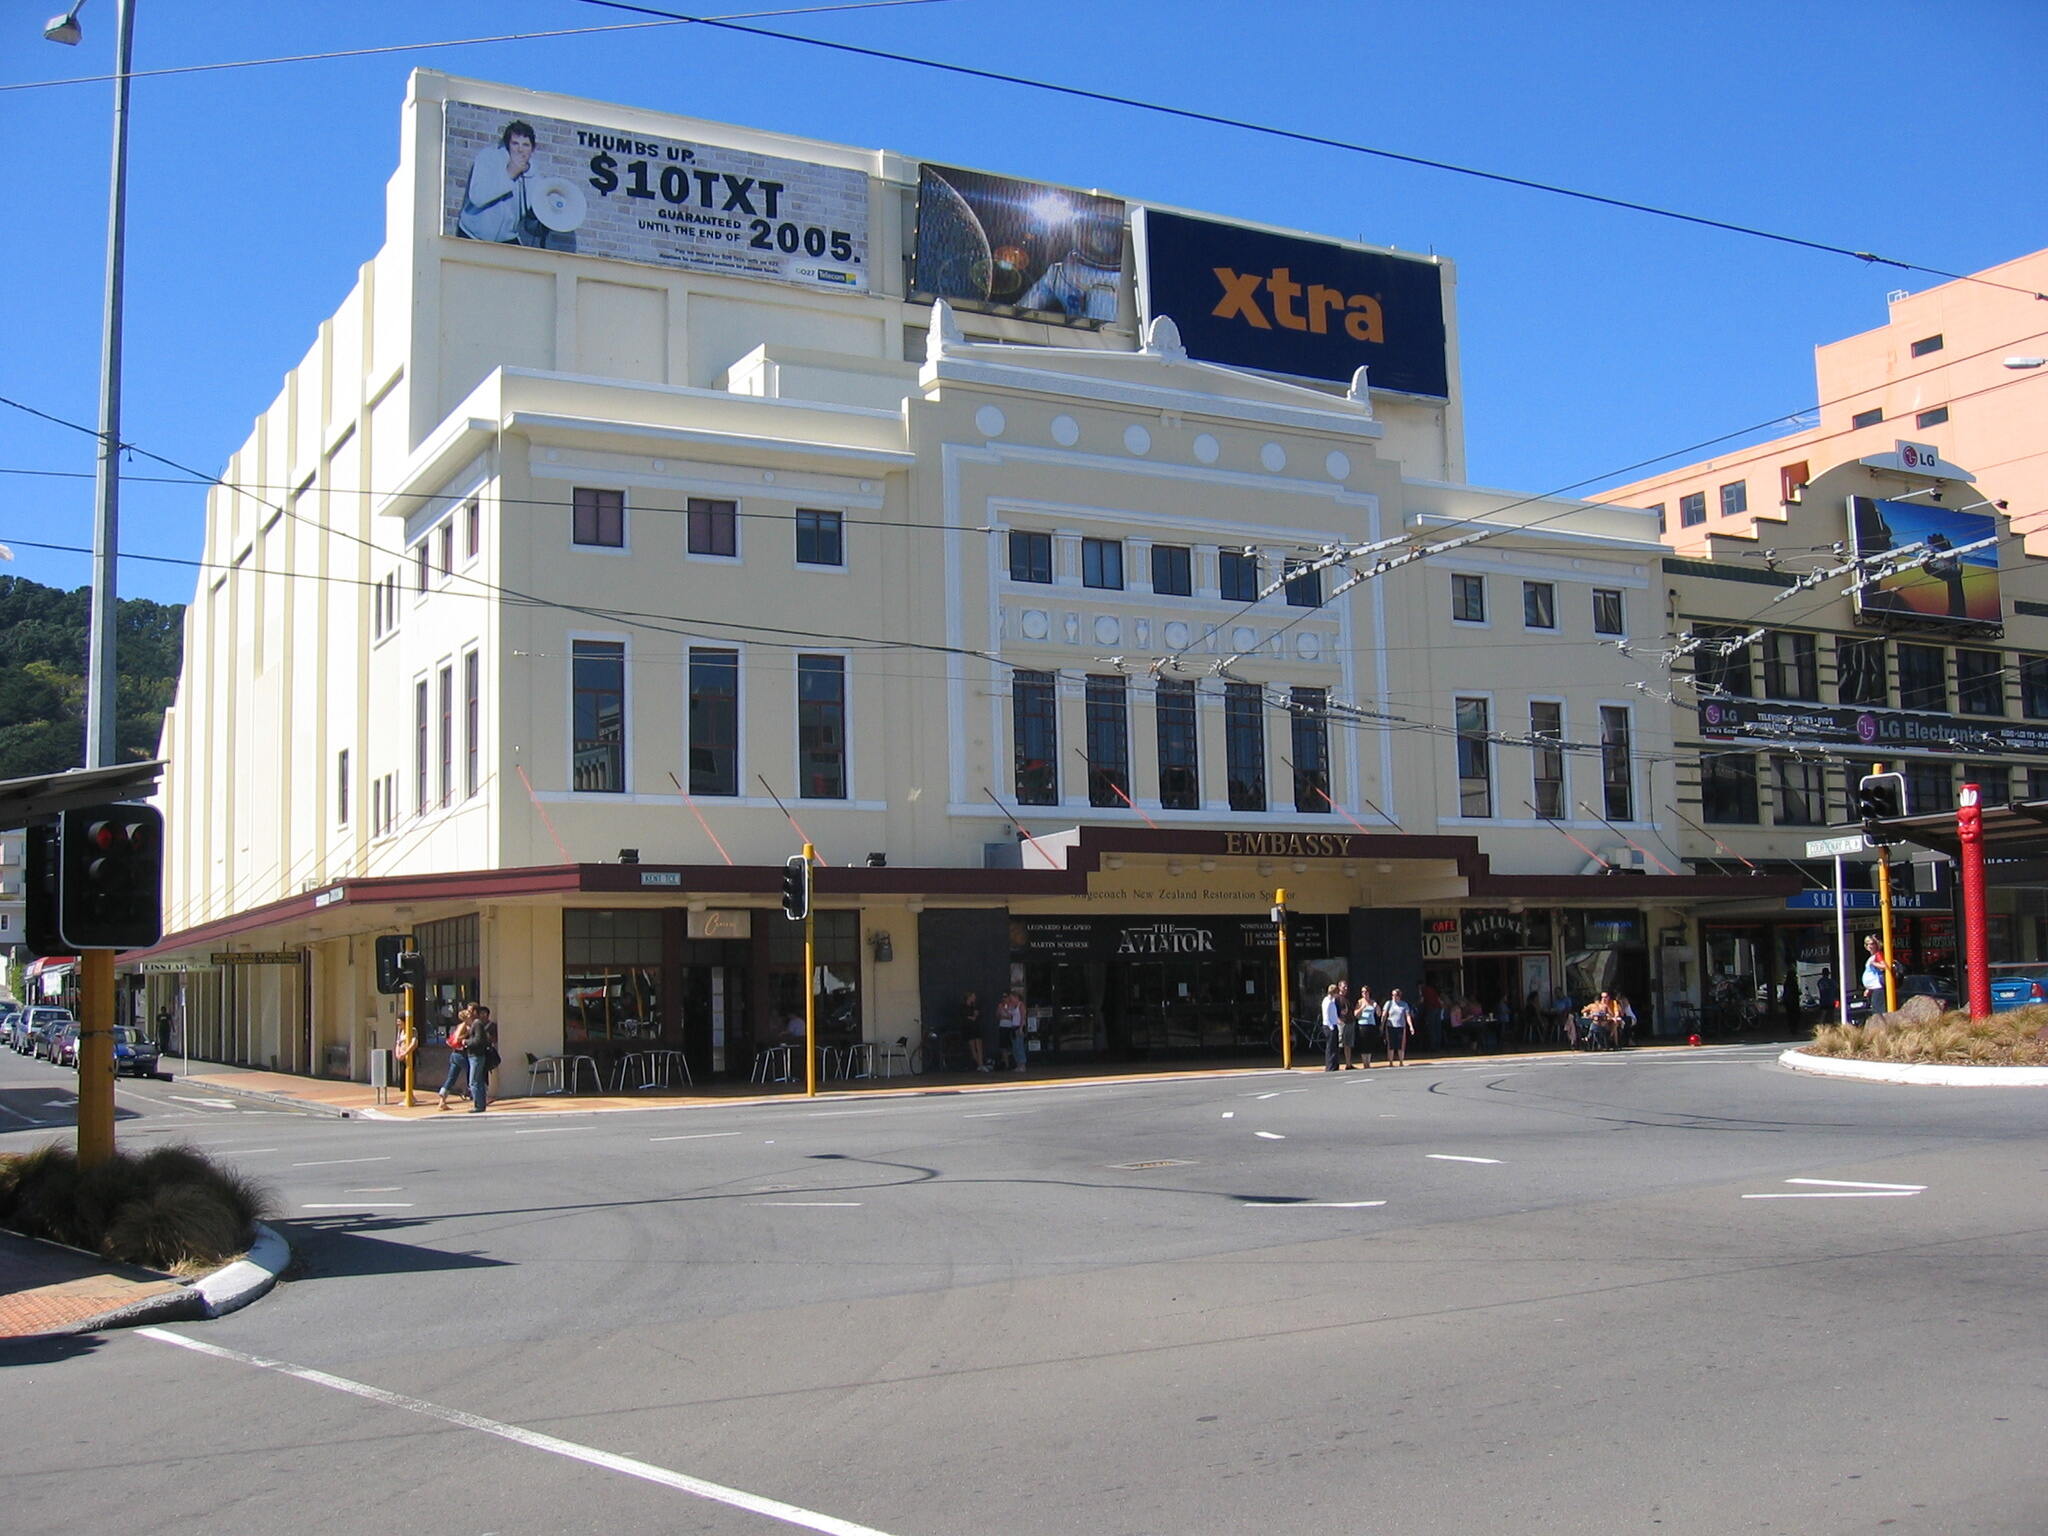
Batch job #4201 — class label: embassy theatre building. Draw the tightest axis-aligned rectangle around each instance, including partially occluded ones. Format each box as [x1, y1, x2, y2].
[134, 72, 1774, 1084]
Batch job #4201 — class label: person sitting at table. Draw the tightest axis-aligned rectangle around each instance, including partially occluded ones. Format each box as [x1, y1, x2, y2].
[1579, 991, 1623, 1050]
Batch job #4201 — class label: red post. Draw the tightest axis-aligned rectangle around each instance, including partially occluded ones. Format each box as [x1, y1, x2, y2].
[1957, 783, 1991, 1021]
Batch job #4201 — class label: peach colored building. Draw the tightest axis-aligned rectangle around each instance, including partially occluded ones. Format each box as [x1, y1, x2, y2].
[1609, 247, 2047, 556]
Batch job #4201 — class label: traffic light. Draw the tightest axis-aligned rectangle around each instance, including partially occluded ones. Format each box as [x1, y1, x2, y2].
[55, 803, 163, 951]
[1858, 771, 1906, 846]
[23, 823, 62, 957]
[375, 934, 423, 993]
[781, 853, 811, 922]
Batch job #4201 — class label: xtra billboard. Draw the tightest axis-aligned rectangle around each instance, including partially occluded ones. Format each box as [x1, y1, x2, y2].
[911, 165, 1125, 324]
[1134, 208, 1448, 397]
[1847, 496, 2001, 628]
[442, 100, 870, 292]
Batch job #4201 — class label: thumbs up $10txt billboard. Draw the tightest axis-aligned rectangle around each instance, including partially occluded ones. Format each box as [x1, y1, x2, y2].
[1134, 208, 1447, 398]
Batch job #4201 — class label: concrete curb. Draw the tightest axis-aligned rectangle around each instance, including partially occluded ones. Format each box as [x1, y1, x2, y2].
[173, 1077, 354, 1118]
[192, 1221, 291, 1318]
[1778, 1048, 2048, 1087]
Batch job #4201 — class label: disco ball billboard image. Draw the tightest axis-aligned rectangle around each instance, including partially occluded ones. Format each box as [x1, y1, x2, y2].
[912, 164, 1125, 325]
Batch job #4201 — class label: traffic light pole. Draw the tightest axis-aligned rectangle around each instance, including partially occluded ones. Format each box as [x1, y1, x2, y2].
[403, 984, 417, 1107]
[1872, 763, 1898, 1012]
[77, 949, 116, 1168]
[1274, 889, 1293, 1069]
[803, 842, 817, 1099]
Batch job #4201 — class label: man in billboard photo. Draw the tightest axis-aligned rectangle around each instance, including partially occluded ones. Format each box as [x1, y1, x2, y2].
[457, 118, 541, 245]
[1018, 208, 1123, 322]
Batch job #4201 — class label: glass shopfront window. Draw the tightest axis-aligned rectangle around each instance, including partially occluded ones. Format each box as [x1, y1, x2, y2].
[563, 909, 664, 1054]
[764, 911, 861, 1056]
[417, 913, 479, 1049]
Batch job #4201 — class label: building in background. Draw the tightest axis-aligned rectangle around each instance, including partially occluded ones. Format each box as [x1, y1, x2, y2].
[132, 73, 1771, 1083]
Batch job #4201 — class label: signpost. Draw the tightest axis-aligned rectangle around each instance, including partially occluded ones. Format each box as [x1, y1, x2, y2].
[1807, 837, 1860, 1029]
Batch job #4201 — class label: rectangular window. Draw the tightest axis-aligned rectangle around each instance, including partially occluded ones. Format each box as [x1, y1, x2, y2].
[1592, 589, 1624, 636]
[571, 640, 627, 793]
[1910, 334, 1944, 357]
[1009, 529, 1053, 584]
[1151, 544, 1192, 596]
[1224, 683, 1266, 812]
[687, 497, 737, 557]
[2022, 656, 2048, 719]
[465, 498, 480, 559]
[796, 655, 847, 799]
[2030, 768, 2048, 803]
[1966, 764, 2010, 807]
[1156, 679, 1198, 811]
[795, 509, 843, 567]
[1916, 406, 1950, 429]
[573, 487, 625, 548]
[1694, 625, 1754, 698]
[463, 650, 480, 798]
[1851, 406, 1884, 430]
[415, 543, 429, 592]
[1454, 697, 1492, 818]
[1284, 561, 1323, 608]
[437, 663, 454, 809]
[1897, 643, 1946, 712]
[1600, 705, 1634, 822]
[414, 679, 429, 812]
[1955, 648, 2005, 715]
[1719, 480, 1748, 518]
[1013, 671, 1058, 806]
[1081, 537, 1124, 590]
[1219, 549, 1260, 603]
[336, 749, 350, 827]
[1774, 756, 1827, 826]
[1837, 637, 1888, 706]
[1763, 631, 1819, 702]
[1780, 462, 1809, 503]
[1084, 675, 1131, 809]
[1530, 701, 1564, 819]
[1290, 687, 1331, 814]
[687, 648, 739, 796]
[1702, 752, 1759, 824]
[1679, 491, 1707, 528]
[437, 521, 454, 578]
[1522, 581, 1556, 629]
[1905, 759, 1951, 816]
[1451, 573, 1486, 623]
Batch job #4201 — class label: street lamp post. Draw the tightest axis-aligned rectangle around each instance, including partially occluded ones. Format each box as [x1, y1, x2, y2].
[47, 0, 134, 769]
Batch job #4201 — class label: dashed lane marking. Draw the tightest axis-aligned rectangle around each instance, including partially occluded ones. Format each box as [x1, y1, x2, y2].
[754, 1202, 863, 1207]
[649, 1131, 742, 1143]
[291, 1156, 391, 1168]
[300, 1203, 415, 1210]
[1254, 1131, 1286, 1140]
[1427, 1154, 1503, 1164]
[1744, 1177, 1925, 1199]
[1243, 1200, 1387, 1209]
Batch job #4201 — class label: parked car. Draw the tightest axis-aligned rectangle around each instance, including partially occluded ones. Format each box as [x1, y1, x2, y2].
[0, 1005, 24, 1051]
[111, 1025, 162, 1078]
[25, 1007, 75, 1059]
[51, 1023, 81, 1069]
[1988, 970, 2048, 1014]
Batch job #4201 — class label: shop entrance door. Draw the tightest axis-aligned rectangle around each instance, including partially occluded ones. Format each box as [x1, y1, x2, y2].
[680, 952, 748, 1080]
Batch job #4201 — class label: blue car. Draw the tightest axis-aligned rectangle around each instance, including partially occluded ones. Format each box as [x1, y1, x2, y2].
[1988, 972, 2048, 1014]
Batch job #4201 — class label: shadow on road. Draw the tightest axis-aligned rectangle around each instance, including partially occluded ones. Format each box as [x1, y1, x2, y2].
[274, 1216, 511, 1283]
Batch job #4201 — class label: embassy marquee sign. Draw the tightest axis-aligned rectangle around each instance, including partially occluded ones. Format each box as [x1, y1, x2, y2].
[1699, 698, 2048, 759]
[1134, 208, 1449, 397]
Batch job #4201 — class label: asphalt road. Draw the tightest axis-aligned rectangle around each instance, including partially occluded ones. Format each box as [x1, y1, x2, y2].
[3, 1042, 2043, 1535]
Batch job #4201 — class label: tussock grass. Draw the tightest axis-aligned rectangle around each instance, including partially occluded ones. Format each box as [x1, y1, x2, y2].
[0, 1142, 272, 1274]
[1806, 1004, 2048, 1067]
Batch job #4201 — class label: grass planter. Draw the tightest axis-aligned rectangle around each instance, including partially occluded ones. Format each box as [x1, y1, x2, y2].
[1805, 1003, 2048, 1068]
[0, 1143, 272, 1274]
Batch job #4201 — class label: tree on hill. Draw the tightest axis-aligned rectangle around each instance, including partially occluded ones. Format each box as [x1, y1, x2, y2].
[0, 576, 183, 779]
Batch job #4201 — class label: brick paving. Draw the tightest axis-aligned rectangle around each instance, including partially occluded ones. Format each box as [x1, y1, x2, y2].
[0, 1229, 188, 1340]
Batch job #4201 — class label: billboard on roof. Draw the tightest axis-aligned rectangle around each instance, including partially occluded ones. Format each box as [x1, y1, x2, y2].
[441, 100, 870, 292]
[1133, 208, 1448, 397]
[911, 164, 1126, 325]
[1847, 496, 2001, 628]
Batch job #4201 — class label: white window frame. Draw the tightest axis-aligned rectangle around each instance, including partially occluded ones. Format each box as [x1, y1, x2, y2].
[793, 508, 849, 573]
[567, 629, 633, 795]
[684, 495, 742, 565]
[1453, 692, 1496, 819]
[684, 642, 747, 798]
[1450, 572, 1489, 627]
[792, 648, 853, 802]
[570, 486, 633, 559]
[1528, 697, 1568, 821]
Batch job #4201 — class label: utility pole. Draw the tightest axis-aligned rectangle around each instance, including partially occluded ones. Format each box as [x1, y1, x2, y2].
[1273, 889, 1293, 1069]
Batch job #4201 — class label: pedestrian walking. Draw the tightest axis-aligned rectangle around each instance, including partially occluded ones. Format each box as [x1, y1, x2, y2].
[1382, 988, 1415, 1065]
[437, 1004, 476, 1111]
[1320, 983, 1344, 1071]
[1861, 935, 1897, 1014]
[1351, 985, 1379, 1068]
[998, 989, 1028, 1072]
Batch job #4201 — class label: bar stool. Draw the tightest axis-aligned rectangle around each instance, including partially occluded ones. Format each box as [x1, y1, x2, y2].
[525, 1053, 566, 1095]
[644, 1048, 691, 1087]
[750, 1044, 794, 1084]
[874, 1039, 910, 1079]
[561, 1054, 602, 1093]
[837, 1042, 874, 1080]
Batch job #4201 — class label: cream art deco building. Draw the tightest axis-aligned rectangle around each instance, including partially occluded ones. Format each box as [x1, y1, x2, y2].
[137, 73, 1771, 1084]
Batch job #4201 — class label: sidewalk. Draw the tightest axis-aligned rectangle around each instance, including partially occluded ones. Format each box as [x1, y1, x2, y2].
[0, 1228, 196, 1340]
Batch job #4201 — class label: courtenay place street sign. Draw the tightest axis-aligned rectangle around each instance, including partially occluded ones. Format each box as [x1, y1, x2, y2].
[1805, 834, 1870, 858]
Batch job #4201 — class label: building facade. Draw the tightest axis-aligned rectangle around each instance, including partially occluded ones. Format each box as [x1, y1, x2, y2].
[137, 73, 1770, 1082]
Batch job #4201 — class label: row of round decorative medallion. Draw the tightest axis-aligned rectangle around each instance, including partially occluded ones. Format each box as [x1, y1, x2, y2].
[972, 405, 1351, 483]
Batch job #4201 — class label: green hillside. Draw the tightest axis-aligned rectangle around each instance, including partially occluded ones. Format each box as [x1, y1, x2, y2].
[0, 576, 183, 779]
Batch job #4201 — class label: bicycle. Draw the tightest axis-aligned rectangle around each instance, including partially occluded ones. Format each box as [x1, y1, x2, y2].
[1265, 1013, 1324, 1058]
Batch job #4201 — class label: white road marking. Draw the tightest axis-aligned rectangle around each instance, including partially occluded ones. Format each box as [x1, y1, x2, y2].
[291, 1156, 392, 1168]
[513, 1126, 588, 1134]
[649, 1131, 742, 1143]
[1742, 1190, 1920, 1199]
[1220, 1111, 1234, 1118]
[1254, 1131, 1286, 1140]
[0, 1101, 48, 1125]
[755, 1201, 862, 1207]
[804, 1110, 885, 1118]
[1255, 1093, 1280, 1100]
[168, 1095, 239, 1108]
[212, 1147, 280, 1156]
[1244, 1200, 1387, 1209]
[1427, 1154, 1503, 1164]
[43, 1099, 75, 1108]
[346, 1187, 404, 1193]
[300, 1203, 414, 1210]
[1786, 1178, 1925, 1190]
[138, 1328, 902, 1536]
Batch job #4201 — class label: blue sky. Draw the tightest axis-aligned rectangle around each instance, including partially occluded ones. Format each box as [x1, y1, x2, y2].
[5, 0, 2043, 607]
